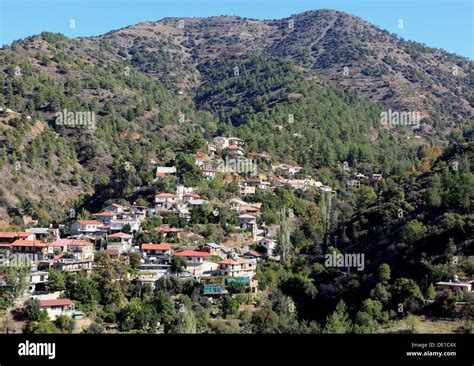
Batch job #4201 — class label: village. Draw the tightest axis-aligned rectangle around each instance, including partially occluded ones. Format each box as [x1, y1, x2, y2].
[0, 134, 467, 331]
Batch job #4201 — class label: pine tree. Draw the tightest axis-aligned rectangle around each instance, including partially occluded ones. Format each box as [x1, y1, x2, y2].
[426, 174, 442, 207]
[324, 300, 352, 333]
[170, 307, 197, 334]
[426, 283, 436, 300]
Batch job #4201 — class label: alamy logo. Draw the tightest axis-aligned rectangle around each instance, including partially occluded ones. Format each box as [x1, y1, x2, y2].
[0, 253, 34, 267]
[216, 157, 258, 177]
[324, 252, 365, 271]
[55, 109, 95, 128]
[380, 109, 421, 128]
[18, 341, 56, 359]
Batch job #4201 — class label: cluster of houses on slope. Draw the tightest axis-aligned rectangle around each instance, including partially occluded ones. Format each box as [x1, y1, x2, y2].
[0, 195, 276, 322]
[194, 136, 337, 196]
[346, 172, 384, 189]
[71, 203, 147, 237]
[136, 242, 260, 297]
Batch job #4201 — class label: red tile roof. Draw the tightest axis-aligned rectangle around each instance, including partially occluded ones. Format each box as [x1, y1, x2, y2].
[40, 299, 73, 307]
[142, 243, 171, 251]
[0, 232, 31, 239]
[156, 193, 177, 198]
[219, 258, 239, 265]
[173, 250, 212, 257]
[50, 239, 91, 247]
[240, 205, 258, 212]
[107, 232, 132, 238]
[220, 257, 247, 264]
[226, 145, 242, 150]
[94, 211, 116, 217]
[77, 220, 101, 225]
[239, 214, 256, 219]
[11, 240, 47, 247]
[154, 225, 183, 233]
[185, 193, 201, 199]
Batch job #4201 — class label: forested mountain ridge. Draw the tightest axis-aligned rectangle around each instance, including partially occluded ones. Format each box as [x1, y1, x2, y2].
[0, 9, 472, 224]
[98, 10, 473, 129]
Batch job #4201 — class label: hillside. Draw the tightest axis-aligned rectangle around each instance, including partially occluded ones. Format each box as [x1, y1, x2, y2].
[0, 8, 472, 338]
[98, 10, 473, 129]
[0, 9, 472, 223]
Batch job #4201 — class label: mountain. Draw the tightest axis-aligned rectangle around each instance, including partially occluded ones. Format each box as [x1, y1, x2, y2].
[98, 10, 473, 129]
[0, 9, 472, 224]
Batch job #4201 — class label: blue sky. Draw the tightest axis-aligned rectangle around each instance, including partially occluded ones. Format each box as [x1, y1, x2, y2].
[0, 0, 472, 59]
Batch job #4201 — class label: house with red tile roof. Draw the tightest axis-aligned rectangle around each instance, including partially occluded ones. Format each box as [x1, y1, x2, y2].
[93, 211, 117, 224]
[104, 203, 124, 214]
[141, 243, 172, 262]
[173, 250, 214, 274]
[70, 220, 104, 236]
[11, 240, 48, 261]
[153, 224, 183, 239]
[49, 239, 94, 261]
[218, 257, 257, 278]
[0, 231, 33, 244]
[239, 205, 260, 215]
[155, 193, 179, 210]
[238, 214, 257, 227]
[225, 145, 244, 156]
[173, 250, 212, 258]
[39, 298, 75, 320]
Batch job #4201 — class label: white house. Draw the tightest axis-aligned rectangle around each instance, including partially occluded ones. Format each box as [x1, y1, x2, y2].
[109, 218, 140, 233]
[93, 211, 117, 224]
[218, 257, 257, 278]
[141, 243, 171, 262]
[240, 185, 256, 196]
[275, 164, 303, 175]
[70, 220, 103, 236]
[155, 193, 179, 210]
[202, 167, 217, 179]
[39, 298, 75, 320]
[52, 258, 94, 273]
[104, 203, 125, 214]
[213, 136, 245, 150]
[107, 232, 133, 254]
[27, 271, 49, 293]
[239, 214, 257, 229]
[26, 228, 60, 241]
[155, 166, 177, 180]
[436, 280, 473, 293]
[172, 250, 213, 275]
[49, 239, 94, 261]
[259, 238, 276, 255]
